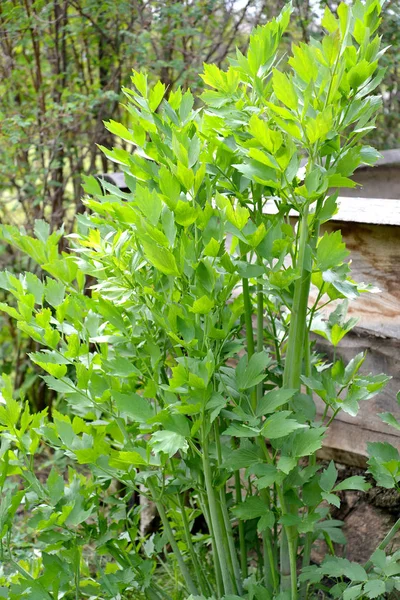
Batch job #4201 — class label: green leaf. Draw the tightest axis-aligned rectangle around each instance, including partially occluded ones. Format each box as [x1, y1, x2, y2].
[278, 456, 297, 474]
[175, 200, 198, 227]
[257, 511, 275, 532]
[363, 579, 386, 599]
[222, 423, 260, 438]
[46, 468, 65, 505]
[320, 461, 338, 493]
[272, 69, 298, 111]
[177, 162, 194, 190]
[322, 6, 339, 32]
[221, 446, 260, 470]
[254, 464, 283, 488]
[305, 109, 333, 144]
[289, 43, 318, 83]
[334, 476, 371, 492]
[109, 451, 148, 469]
[135, 186, 162, 226]
[316, 231, 349, 272]
[150, 430, 188, 457]
[191, 295, 215, 314]
[226, 204, 250, 231]
[320, 557, 367, 582]
[232, 496, 268, 520]
[142, 242, 180, 276]
[248, 115, 283, 153]
[256, 388, 297, 416]
[261, 411, 306, 440]
[0, 375, 20, 428]
[379, 412, 400, 431]
[44, 279, 65, 307]
[343, 584, 363, 600]
[149, 81, 166, 111]
[203, 238, 221, 257]
[104, 119, 136, 144]
[321, 491, 340, 508]
[113, 392, 153, 423]
[290, 427, 326, 457]
[236, 352, 271, 391]
[234, 160, 278, 186]
[42, 376, 76, 395]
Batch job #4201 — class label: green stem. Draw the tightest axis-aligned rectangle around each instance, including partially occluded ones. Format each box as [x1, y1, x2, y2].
[242, 277, 255, 357]
[365, 517, 400, 570]
[256, 192, 264, 402]
[199, 492, 224, 597]
[256, 438, 279, 593]
[147, 478, 199, 597]
[280, 207, 312, 600]
[299, 533, 312, 600]
[176, 486, 211, 596]
[283, 205, 311, 390]
[234, 470, 248, 579]
[257, 281, 264, 400]
[261, 491, 279, 594]
[202, 430, 235, 596]
[217, 492, 239, 595]
[242, 276, 256, 411]
[266, 302, 282, 367]
[215, 424, 243, 594]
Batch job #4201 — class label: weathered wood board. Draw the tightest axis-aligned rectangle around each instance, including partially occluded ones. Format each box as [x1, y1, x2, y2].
[312, 216, 400, 464]
[318, 219, 400, 340]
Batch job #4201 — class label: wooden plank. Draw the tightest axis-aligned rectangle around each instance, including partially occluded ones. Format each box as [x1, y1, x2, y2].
[96, 172, 129, 191]
[315, 221, 400, 340]
[264, 197, 400, 226]
[314, 330, 400, 464]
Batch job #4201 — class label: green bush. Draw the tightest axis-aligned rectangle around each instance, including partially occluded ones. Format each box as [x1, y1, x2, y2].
[0, 1, 399, 599]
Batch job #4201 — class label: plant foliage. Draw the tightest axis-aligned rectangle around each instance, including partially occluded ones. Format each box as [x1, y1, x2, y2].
[0, 1, 399, 599]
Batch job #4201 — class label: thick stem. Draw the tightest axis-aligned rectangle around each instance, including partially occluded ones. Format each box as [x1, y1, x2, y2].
[217, 492, 240, 594]
[199, 492, 224, 597]
[215, 424, 242, 594]
[176, 487, 211, 596]
[283, 205, 311, 390]
[202, 431, 235, 595]
[147, 478, 199, 596]
[280, 207, 312, 600]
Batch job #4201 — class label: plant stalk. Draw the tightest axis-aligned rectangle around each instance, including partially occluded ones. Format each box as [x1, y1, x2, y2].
[147, 478, 199, 596]
[176, 488, 211, 596]
[215, 423, 243, 593]
[202, 430, 235, 595]
[234, 469, 248, 579]
[199, 491, 224, 597]
[283, 205, 311, 390]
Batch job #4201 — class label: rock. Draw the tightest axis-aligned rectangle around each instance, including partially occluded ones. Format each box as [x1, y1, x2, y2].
[342, 501, 400, 564]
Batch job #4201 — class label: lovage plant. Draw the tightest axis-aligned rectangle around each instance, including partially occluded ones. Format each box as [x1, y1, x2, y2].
[0, 1, 399, 599]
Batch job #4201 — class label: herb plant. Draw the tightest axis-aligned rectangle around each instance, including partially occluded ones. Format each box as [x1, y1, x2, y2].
[0, 1, 399, 599]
